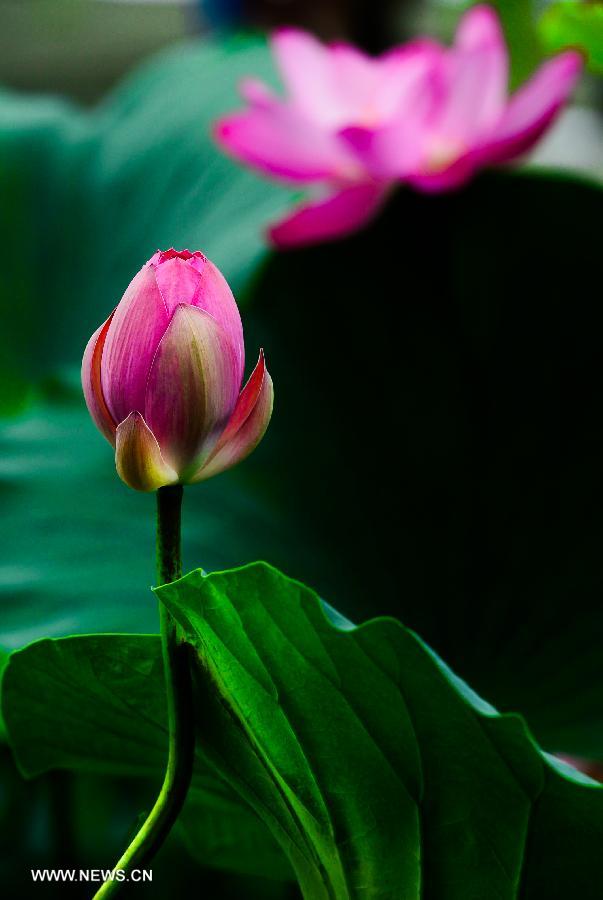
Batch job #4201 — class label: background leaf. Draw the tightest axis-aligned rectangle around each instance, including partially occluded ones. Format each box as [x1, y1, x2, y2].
[490, 0, 543, 87]
[541, 3, 603, 75]
[0, 650, 8, 741]
[3, 634, 168, 779]
[0, 396, 308, 646]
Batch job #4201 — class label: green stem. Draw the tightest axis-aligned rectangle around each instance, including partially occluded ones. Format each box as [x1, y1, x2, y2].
[93, 484, 194, 899]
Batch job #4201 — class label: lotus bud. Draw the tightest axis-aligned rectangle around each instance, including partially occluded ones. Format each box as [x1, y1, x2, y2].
[82, 249, 273, 492]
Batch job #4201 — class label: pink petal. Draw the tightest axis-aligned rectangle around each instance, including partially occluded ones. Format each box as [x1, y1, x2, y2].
[351, 7, 507, 183]
[476, 51, 582, 164]
[214, 103, 350, 183]
[153, 257, 205, 316]
[328, 43, 383, 121]
[435, 5, 508, 143]
[101, 266, 170, 425]
[268, 183, 388, 248]
[326, 41, 444, 128]
[272, 29, 442, 130]
[208, 348, 266, 454]
[144, 305, 240, 477]
[406, 52, 580, 190]
[240, 78, 277, 109]
[374, 42, 445, 124]
[406, 153, 477, 193]
[115, 412, 178, 493]
[81, 311, 117, 446]
[151, 252, 244, 388]
[193, 257, 245, 390]
[455, 4, 505, 53]
[148, 249, 204, 272]
[194, 355, 274, 483]
[271, 28, 340, 125]
[338, 49, 453, 180]
[340, 122, 426, 180]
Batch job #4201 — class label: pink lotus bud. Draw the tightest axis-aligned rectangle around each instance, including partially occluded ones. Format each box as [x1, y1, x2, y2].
[82, 249, 273, 492]
[215, 5, 582, 247]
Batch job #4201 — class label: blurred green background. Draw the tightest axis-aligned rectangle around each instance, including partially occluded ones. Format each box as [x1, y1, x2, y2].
[1, 0, 603, 896]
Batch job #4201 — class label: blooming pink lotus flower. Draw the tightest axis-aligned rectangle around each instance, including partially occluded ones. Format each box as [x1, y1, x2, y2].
[82, 249, 273, 492]
[215, 5, 582, 247]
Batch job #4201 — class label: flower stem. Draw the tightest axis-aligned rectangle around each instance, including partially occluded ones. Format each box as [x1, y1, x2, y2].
[92, 484, 194, 899]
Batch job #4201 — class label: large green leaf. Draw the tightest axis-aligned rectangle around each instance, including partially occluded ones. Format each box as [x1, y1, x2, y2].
[180, 792, 293, 882]
[0, 36, 292, 407]
[1, 631, 292, 881]
[156, 563, 603, 898]
[541, 3, 603, 74]
[4, 564, 603, 896]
